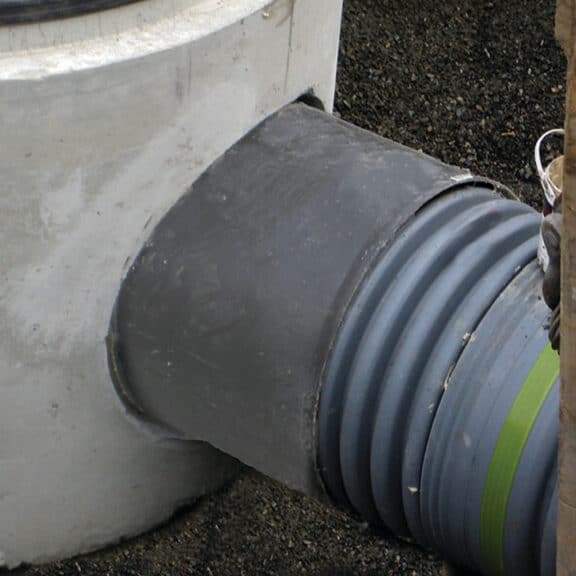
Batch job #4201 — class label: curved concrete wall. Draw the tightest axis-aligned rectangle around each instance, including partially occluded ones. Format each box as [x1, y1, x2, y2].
[0, 0, 343, 567]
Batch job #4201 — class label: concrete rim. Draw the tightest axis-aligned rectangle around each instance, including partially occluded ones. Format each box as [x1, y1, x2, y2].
[0, 0, 271, 78]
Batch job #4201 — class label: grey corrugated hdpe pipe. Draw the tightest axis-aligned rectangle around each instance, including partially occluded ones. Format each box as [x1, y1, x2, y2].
[108, 104, 559, 575]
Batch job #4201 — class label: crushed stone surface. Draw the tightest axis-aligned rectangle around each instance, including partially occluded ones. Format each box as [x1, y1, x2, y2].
[15, 470, 442, 576]
[335, 0, 565, 209]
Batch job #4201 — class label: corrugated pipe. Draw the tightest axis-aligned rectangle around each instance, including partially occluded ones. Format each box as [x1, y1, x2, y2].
[318, 189, 558, 576]
[108, 104, 559, 575]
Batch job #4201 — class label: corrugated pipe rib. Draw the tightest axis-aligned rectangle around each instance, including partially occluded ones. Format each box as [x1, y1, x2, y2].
[109, 104, 559, 576]
[318, 190, 558, 575]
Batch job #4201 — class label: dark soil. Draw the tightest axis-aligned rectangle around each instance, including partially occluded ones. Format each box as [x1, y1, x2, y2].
[335, 0, 565, 209]
[16, 1, 565, 575]
[14, 470, 441, 576]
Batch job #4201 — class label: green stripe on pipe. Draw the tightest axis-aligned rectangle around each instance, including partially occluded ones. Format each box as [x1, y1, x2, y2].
[480, 342, 559, 576]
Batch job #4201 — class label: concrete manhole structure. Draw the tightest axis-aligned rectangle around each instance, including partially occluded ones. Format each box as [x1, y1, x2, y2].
[0, 0, 342, 567]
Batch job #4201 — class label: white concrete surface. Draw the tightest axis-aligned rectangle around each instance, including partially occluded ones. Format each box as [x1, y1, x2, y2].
[0, 0, 343, 567]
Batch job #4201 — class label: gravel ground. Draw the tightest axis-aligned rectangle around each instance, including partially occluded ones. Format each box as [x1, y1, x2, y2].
[336, 0, 565, 208]
[14, 470, 441, 576]
[15, 1, 565, 575]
